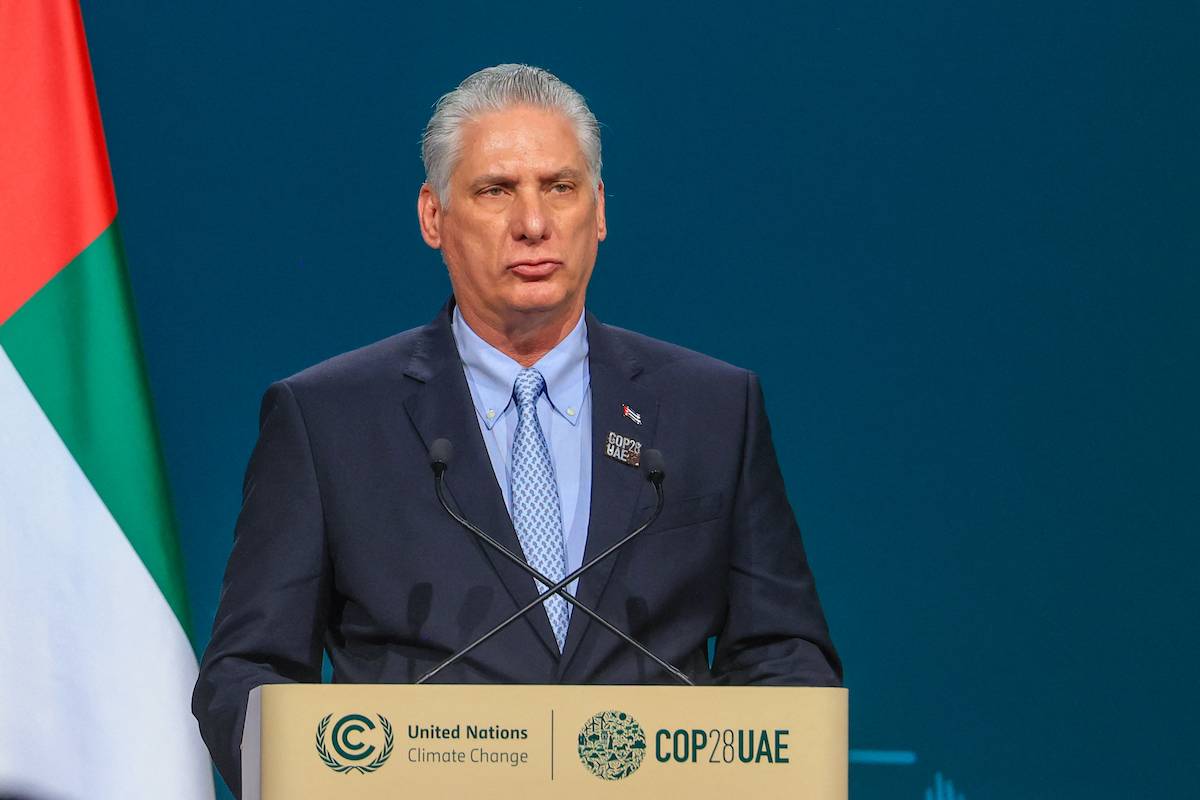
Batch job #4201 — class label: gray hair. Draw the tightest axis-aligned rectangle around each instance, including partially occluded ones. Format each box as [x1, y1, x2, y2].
[421, 64, 602, 205]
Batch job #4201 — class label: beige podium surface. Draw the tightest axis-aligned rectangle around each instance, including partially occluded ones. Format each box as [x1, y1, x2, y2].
[243, 684, 847, 799]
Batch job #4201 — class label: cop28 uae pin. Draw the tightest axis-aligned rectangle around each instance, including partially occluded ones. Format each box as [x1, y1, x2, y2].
[605, 431, 642, 467]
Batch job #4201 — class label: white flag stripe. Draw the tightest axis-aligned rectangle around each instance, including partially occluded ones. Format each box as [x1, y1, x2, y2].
[0, 346, 213, 799]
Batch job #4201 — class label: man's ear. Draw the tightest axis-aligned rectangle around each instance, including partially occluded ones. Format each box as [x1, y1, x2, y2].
[418, 183, 443, 249]
[595, 179, 607, 242]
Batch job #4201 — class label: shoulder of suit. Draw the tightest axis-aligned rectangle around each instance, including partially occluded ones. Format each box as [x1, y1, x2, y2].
[597, 321, 752, 383]
[267, 317, 756, 398]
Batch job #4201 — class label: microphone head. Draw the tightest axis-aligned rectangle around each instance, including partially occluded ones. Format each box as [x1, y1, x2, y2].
[641, 448, 665, 484]
[429, 438, 453, 475]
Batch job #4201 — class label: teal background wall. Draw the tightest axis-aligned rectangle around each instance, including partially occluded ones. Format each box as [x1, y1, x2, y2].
[79, 2, 1197, 798]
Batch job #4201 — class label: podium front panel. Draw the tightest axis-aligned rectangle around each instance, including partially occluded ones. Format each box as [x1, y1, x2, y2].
[245, 684, 847, 799]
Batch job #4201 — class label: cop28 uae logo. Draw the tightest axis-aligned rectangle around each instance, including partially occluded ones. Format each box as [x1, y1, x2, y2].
[577, 710, 647, 780]
[315, 713, 394, 774]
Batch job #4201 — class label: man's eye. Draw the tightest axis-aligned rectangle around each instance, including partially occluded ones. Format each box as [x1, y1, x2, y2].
[551, 183, 573, 193]
[480, 186, 505, 197]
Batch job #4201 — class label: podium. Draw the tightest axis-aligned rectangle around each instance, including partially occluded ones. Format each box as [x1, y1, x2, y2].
[243, 684, 847, 799]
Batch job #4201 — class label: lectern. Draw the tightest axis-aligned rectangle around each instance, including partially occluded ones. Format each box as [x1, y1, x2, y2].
[243, 684, 847, 799]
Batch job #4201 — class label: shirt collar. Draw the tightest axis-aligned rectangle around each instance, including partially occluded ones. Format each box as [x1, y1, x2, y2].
[452, 306, 590, 430]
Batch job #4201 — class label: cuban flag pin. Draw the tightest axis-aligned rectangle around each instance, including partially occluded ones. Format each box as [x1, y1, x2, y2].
[622, 404, 642, 425]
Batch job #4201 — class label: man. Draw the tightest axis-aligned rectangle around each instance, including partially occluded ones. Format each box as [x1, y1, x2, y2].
[193, 64, 841, 794]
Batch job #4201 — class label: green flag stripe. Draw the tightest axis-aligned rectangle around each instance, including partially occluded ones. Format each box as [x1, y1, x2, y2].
[0, 220, 191, 633]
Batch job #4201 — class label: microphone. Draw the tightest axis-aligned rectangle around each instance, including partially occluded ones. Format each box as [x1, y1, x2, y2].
[418, 439, 691, 686]
[428, 437, 452, 477]
[641, 447, 665, 485]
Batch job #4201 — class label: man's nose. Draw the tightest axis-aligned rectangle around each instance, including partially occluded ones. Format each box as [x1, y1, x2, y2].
[510, 190, 549, 242]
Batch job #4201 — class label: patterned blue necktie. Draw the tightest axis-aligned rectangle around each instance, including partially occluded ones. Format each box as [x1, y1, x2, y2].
[510, 367, 571, 651]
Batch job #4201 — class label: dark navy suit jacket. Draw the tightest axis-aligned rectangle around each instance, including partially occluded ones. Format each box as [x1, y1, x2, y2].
[192, 303, 841, 793]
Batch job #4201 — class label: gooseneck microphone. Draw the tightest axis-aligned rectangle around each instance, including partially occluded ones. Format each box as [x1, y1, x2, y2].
[418, 438, 692, 686]
[428, 437, 453, 478]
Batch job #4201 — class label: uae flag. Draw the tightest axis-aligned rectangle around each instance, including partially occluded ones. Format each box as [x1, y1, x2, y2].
[0, 4, 214, 798]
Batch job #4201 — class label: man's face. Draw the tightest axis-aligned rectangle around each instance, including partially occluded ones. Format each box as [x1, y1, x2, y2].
[418, 105, 606, 330]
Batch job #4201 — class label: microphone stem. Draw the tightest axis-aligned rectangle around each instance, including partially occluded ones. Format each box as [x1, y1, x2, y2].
[418, 479, 691, 686]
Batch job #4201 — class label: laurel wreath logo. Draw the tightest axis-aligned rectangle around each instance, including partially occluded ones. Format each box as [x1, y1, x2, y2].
[315, 713, 394, 774]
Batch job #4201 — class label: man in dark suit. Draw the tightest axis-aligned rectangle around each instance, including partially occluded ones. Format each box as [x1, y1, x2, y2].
[192, 64, 840, 795]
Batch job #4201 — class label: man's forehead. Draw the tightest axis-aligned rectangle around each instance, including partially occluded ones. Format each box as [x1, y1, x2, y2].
[456, 107, 586, 171]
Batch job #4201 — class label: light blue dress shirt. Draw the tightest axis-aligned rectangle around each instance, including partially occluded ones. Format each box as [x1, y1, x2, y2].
[451, 307, 592, 595]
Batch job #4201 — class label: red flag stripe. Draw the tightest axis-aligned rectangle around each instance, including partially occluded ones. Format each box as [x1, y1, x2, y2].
[0, 1, 117, 326]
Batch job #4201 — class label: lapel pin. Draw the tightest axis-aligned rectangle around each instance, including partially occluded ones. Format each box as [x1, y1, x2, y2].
[622, 404, 642, 425]
[605, 431, 642, 468]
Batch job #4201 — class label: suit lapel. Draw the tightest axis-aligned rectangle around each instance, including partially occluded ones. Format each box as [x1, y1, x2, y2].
[401, 305, 561, 660]
[558, 314, 658, 677]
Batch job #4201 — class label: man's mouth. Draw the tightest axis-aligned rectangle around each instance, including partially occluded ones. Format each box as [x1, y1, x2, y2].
[508, 260, 562, 279]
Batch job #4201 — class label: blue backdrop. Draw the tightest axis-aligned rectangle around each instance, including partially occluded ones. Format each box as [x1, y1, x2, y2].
[79, 2, 1197, 798]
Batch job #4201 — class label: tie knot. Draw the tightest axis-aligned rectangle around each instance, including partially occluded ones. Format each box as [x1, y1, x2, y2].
[513, 368, 546, 409]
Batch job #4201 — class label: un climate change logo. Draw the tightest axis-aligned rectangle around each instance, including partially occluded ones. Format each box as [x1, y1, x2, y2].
[315, 713, 394, 774]
[578, 710, 647, 780]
